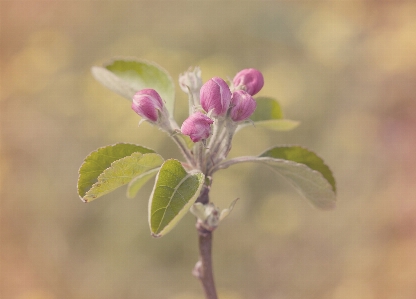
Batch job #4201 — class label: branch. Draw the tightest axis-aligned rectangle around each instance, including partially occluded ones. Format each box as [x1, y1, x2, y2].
[193, 183, 217, 299]
[193, 224, 218, 299]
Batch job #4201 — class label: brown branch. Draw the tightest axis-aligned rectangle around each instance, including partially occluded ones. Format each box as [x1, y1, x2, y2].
[193, 183, 218, 299]
[193, 223, 218, 299]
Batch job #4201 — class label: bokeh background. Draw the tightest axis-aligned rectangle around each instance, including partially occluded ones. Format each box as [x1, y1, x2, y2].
[2, 1, 416, 299]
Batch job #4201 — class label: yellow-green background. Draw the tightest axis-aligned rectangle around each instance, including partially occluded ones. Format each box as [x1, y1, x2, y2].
[2, 1, 416, 299]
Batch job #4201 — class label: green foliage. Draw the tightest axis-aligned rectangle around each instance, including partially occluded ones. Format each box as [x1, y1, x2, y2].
[214, 146, 336, 209]
[149, 159, 204, 237]
[260, 146, 336, 192]
[77, 143, 159, 202]
[81, 59, 336, 237]
[91, 58, 176, 114]
[239, 97, 300, 131]
[258, 146, 336, 209]
[252, 97, 284, 120]
[126, 168, 160, 199]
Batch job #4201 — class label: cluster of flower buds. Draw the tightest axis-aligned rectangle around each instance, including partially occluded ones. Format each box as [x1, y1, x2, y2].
[131, 68, 264, 160]
[180, 68, 263, 143]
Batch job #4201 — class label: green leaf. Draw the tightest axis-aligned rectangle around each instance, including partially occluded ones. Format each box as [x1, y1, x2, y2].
[251, 119, 300, 131]
[251, 97, 284, 121]
[259, 157, 335, 209]
[126, 168, 160, 199]
[260, 146, 336, 193]
[77, 143, 156, 202]
[149, 159, 205, 237]
[83, 153, 164, 203]
[91, 58, 175, 115]
[213, 147, 336, 209]
[238, 97, 300, 131]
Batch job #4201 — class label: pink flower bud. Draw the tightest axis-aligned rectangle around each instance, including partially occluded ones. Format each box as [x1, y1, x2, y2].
[181, 112, 214, 142]
[230, 90, 257, 122]
[200, 77, 232, 117]
[232, 68, 264, 96]
[131, 89, 164, 122]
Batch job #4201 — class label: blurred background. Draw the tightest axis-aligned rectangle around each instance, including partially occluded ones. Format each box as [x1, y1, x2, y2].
[2, 1, 416, 299]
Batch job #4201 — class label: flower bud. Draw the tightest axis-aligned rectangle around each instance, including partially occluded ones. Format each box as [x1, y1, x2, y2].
[232, 68, 264, 96]
[131, 89, 164, 122]
[229, 90, 256, 122]
[200, 77, 232, 117]
[179, 67, 203, 94]
[181, 112, 214, 142]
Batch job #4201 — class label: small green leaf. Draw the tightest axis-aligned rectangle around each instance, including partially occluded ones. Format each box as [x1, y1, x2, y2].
[126, 168, 160, 198]
[82, 153, 164, 203]
[219, 198, 239, 222]
[77, 143, 156, 201]
[149, 159, 205, 237]
[91, 58, 175, 115]
[251, 119, 300, 131]
[260, 146, 336, 192]
[238, 97, 299, 131]
[251, 97, 284, 121]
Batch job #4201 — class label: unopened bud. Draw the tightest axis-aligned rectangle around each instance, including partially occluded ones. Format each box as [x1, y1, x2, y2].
[232, 68, 264, 96]
[131, 89, 164, 122]
[230, 90, 256, 122]
[179, 67, 203, 94]
[181, 112, 214, 142]
[200, 77, 232, 117]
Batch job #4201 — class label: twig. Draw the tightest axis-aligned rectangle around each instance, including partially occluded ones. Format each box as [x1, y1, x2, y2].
[193, 183, 218, 299]
[193, 224, 218, 299]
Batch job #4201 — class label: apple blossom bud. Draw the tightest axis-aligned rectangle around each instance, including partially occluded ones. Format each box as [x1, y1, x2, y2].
[232, 68, 264, 96]
[200, 77, 232, 117]
[230, 90, 257, 122]
[181, 112, 214, 142]
[131, 89, 164, 122]
[179, 67, 203, 94]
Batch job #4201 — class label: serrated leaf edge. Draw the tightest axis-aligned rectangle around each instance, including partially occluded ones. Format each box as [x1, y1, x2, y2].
[77, 143, 155, 201]
[148, 159, 204, 237]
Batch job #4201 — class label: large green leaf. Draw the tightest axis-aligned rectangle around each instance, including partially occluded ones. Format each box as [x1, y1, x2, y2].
[213, 147, 336, 209]
[91, 58, 175, 115]
[238, 97, 300, 131]
[149, 159, 205, 237]
[77, 143, 156, 202]
[260, 146, 336, 192]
